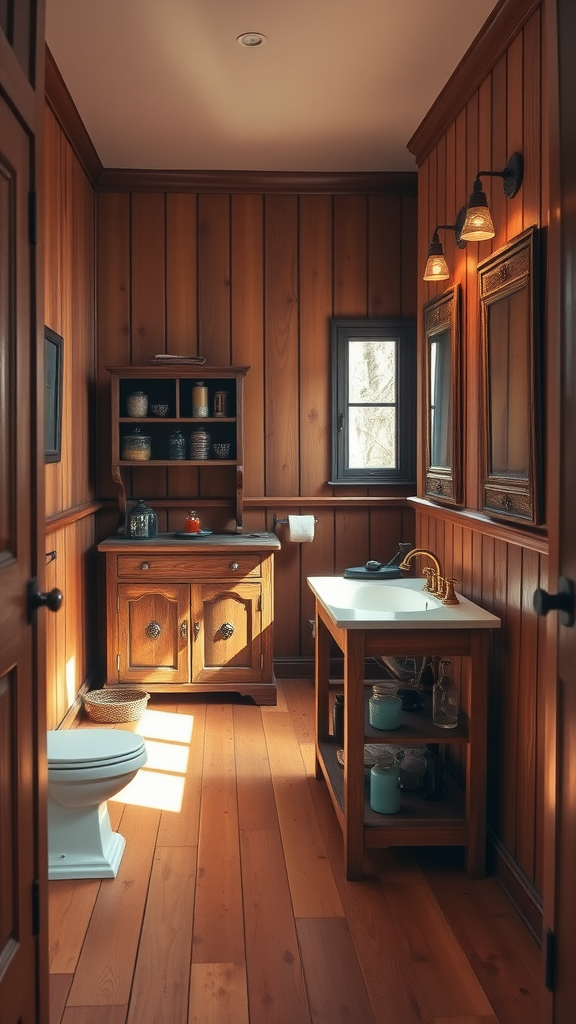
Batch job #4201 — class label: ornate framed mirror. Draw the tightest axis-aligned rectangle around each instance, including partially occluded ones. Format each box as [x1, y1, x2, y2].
[478, 226, 542, 524]
[423, 285, 462, 505]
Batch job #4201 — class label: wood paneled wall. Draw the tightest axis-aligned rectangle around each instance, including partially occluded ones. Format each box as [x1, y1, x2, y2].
[44, 105, 98, 728]
[409, 0, 548, 915]
[95, 188, 417, 660]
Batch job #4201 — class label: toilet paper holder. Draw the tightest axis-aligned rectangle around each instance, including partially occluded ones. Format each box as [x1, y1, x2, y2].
[272, 514, 318, 534]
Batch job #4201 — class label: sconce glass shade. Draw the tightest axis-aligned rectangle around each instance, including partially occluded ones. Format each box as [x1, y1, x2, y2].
[461, 179, 496, 241]
[423, 252, 450, 281]
[423, 232, 450, 281]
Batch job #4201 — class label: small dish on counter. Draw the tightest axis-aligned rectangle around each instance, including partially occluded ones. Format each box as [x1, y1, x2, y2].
[173, 530, 213, 538]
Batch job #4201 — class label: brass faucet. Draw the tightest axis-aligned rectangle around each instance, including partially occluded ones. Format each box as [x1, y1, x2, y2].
[398, 547, 459, 604]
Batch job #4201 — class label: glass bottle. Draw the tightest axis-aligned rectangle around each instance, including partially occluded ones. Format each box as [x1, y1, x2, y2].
[332, 694, 344, 744]
[432, 658, 459, 729]
[185, 510, 201, 533]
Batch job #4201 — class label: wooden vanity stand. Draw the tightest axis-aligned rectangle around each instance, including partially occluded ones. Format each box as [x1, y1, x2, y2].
[313, 601, 494, 880]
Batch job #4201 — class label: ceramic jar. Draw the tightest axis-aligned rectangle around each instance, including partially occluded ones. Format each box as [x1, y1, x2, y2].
[168, 430, 186, 460]
[190, 428, 210, 460]
[127, 391, 148, 417]
[369, 762, 401, 814]
[192, 382, 209, 417]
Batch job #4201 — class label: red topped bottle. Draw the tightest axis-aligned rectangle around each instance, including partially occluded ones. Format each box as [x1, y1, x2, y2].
[184, 510, 201, 533]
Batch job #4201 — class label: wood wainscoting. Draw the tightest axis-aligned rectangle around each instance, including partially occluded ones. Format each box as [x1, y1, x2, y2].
[414, 499, 547, 936]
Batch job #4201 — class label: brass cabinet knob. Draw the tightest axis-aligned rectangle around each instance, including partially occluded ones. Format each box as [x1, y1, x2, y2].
[229, 562, 239, 571]
[139, 561, 151, 570]
[219, 622, 235, 639]
[145, 621, 161, 639]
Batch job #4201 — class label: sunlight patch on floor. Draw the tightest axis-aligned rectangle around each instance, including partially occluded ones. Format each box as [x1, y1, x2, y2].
[111, 768, 186, 812]
[110, 707, 195, 811]
[134, 707, 194, 743]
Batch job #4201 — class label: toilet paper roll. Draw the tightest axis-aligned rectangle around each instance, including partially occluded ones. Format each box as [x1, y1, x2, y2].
[287, 515, 315, 543]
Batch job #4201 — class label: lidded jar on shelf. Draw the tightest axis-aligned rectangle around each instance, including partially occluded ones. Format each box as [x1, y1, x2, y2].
[127, 390, 148, 417]
[192, 382, 209, 417]
[168, 430, 186, 460]
[121, 427, 151, 461]
[190, 428, 210, 460]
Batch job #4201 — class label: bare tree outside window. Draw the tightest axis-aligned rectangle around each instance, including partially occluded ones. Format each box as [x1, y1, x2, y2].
[331, 320, 415, 485]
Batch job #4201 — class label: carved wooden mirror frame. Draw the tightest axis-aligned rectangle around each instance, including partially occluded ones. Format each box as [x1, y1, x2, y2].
[423, 284, 462, 505]
[477, 226, 542, 525]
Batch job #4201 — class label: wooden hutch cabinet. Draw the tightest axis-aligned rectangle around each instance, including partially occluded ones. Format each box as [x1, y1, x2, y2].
[98, 365, 280, 705]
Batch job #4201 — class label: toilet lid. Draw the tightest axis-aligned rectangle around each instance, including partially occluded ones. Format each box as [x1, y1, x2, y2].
[48, 729, 146, 768]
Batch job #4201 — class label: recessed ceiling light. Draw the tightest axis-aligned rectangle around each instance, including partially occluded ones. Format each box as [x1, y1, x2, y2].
[237, 32, 267, 48]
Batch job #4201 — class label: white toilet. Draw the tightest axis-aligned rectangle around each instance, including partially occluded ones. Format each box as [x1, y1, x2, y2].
[47, 729, 148, 880]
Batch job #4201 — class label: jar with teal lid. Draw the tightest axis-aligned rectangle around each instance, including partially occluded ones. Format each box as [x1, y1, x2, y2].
[121, 427, 151, 461]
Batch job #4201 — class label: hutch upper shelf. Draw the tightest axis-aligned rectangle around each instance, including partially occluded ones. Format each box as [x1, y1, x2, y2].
[108, 365, 248, 530]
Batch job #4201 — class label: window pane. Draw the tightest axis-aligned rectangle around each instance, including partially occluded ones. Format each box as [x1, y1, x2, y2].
[348, 340, 396, 403]
[348, 407, 396, 468]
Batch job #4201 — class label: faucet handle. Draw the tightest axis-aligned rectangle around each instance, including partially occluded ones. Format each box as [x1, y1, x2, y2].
[442, 579, 460, 605]
[422, 567, 436, 593]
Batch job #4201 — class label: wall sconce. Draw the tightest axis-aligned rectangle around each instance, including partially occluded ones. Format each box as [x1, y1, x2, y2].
[423, 207, 467, 282]
[460, 152, 523, 241]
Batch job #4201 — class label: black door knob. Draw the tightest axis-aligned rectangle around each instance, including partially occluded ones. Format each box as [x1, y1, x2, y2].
[533, 577, 574, 627]
[27, 578, 64, 624]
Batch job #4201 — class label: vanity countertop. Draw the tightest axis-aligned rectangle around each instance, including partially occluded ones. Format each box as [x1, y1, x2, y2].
[98, 532, 281, 552]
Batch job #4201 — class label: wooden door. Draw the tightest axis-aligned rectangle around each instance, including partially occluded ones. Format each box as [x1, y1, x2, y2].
[0, 91, 46, 1024]
[192, 583, 262, 682]
[540, 1, 576, 1019]
[117, 583, 191, 683]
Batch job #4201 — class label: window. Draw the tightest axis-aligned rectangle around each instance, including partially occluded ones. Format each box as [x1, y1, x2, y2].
[330, 318, 416, 485]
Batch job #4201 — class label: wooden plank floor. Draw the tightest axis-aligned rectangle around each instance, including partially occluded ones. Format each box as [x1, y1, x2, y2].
[49, 680, 541, 1024]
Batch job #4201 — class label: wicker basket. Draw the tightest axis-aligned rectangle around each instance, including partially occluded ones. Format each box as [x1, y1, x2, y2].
[83, 687, 150, 724]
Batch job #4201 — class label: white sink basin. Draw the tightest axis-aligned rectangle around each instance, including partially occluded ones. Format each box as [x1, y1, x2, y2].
[307, 576, 501, 630]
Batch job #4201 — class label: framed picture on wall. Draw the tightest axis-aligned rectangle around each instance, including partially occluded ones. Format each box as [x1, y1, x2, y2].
[45, 326, 63, 463]
[478, 226, 543, 524]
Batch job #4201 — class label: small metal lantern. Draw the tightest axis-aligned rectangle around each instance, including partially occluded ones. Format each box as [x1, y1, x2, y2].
[126, 499, 158, 539]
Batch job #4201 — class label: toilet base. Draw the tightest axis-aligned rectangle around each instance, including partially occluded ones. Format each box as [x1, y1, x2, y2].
[48, 799, 126, 880]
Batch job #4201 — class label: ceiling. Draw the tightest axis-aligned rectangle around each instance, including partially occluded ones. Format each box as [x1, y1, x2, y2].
[46, 0, 500, 173]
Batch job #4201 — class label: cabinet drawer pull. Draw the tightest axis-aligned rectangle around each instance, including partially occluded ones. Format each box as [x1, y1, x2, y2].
[229, 562, 239, 571]
[219, 621, 235, 639]
[180, 621, 188, 640]
[145, 621, 161, 639]
[193, 621, 200, 641]
[139, 561, 151, 571]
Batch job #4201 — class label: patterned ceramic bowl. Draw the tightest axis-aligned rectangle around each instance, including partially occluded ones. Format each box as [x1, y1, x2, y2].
[151, 404, 169, 417]
[213, 442, 231, 459]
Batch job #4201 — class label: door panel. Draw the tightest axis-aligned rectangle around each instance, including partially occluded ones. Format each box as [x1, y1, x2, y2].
[0, 95, 40, 1024]
[118, 583, 190, 683]
[192, 583, 262, 682]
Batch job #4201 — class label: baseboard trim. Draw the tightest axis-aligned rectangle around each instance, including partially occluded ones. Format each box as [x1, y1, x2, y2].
[57, 667, 101, 729]
[488, 830, 543, 945]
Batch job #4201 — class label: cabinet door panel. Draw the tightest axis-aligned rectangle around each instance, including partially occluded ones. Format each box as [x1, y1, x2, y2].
[192, 584, 262, 682]
[118, 584, 190, 683]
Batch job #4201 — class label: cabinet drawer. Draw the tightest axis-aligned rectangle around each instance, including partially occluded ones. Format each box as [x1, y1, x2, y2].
[116, 553, 262, 580]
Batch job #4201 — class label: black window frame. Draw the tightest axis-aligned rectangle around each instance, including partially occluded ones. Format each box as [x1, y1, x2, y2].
[330, 317, 416, 486]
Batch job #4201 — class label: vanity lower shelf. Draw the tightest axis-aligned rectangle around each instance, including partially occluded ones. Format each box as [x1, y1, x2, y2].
[317, 739, 468, 847]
